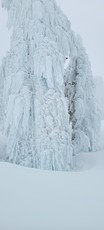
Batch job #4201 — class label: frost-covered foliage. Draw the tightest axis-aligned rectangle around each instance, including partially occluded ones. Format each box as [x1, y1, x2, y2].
[64, 36, 101, 154]
[0, 0, 77, 170]
[0, 0, 100, 170]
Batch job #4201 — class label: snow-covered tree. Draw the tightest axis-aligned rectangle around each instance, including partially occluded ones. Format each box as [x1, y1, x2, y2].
[0, 0, 76, 170]
[0, 0, 100, 170]
[64, 36, 100, 154]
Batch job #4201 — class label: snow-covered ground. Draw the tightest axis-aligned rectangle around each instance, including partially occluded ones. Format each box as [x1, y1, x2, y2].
[0, 149, 104, 230]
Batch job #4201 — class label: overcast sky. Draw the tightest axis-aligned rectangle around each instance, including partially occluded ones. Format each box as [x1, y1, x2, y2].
[0, 0, 104, 77]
